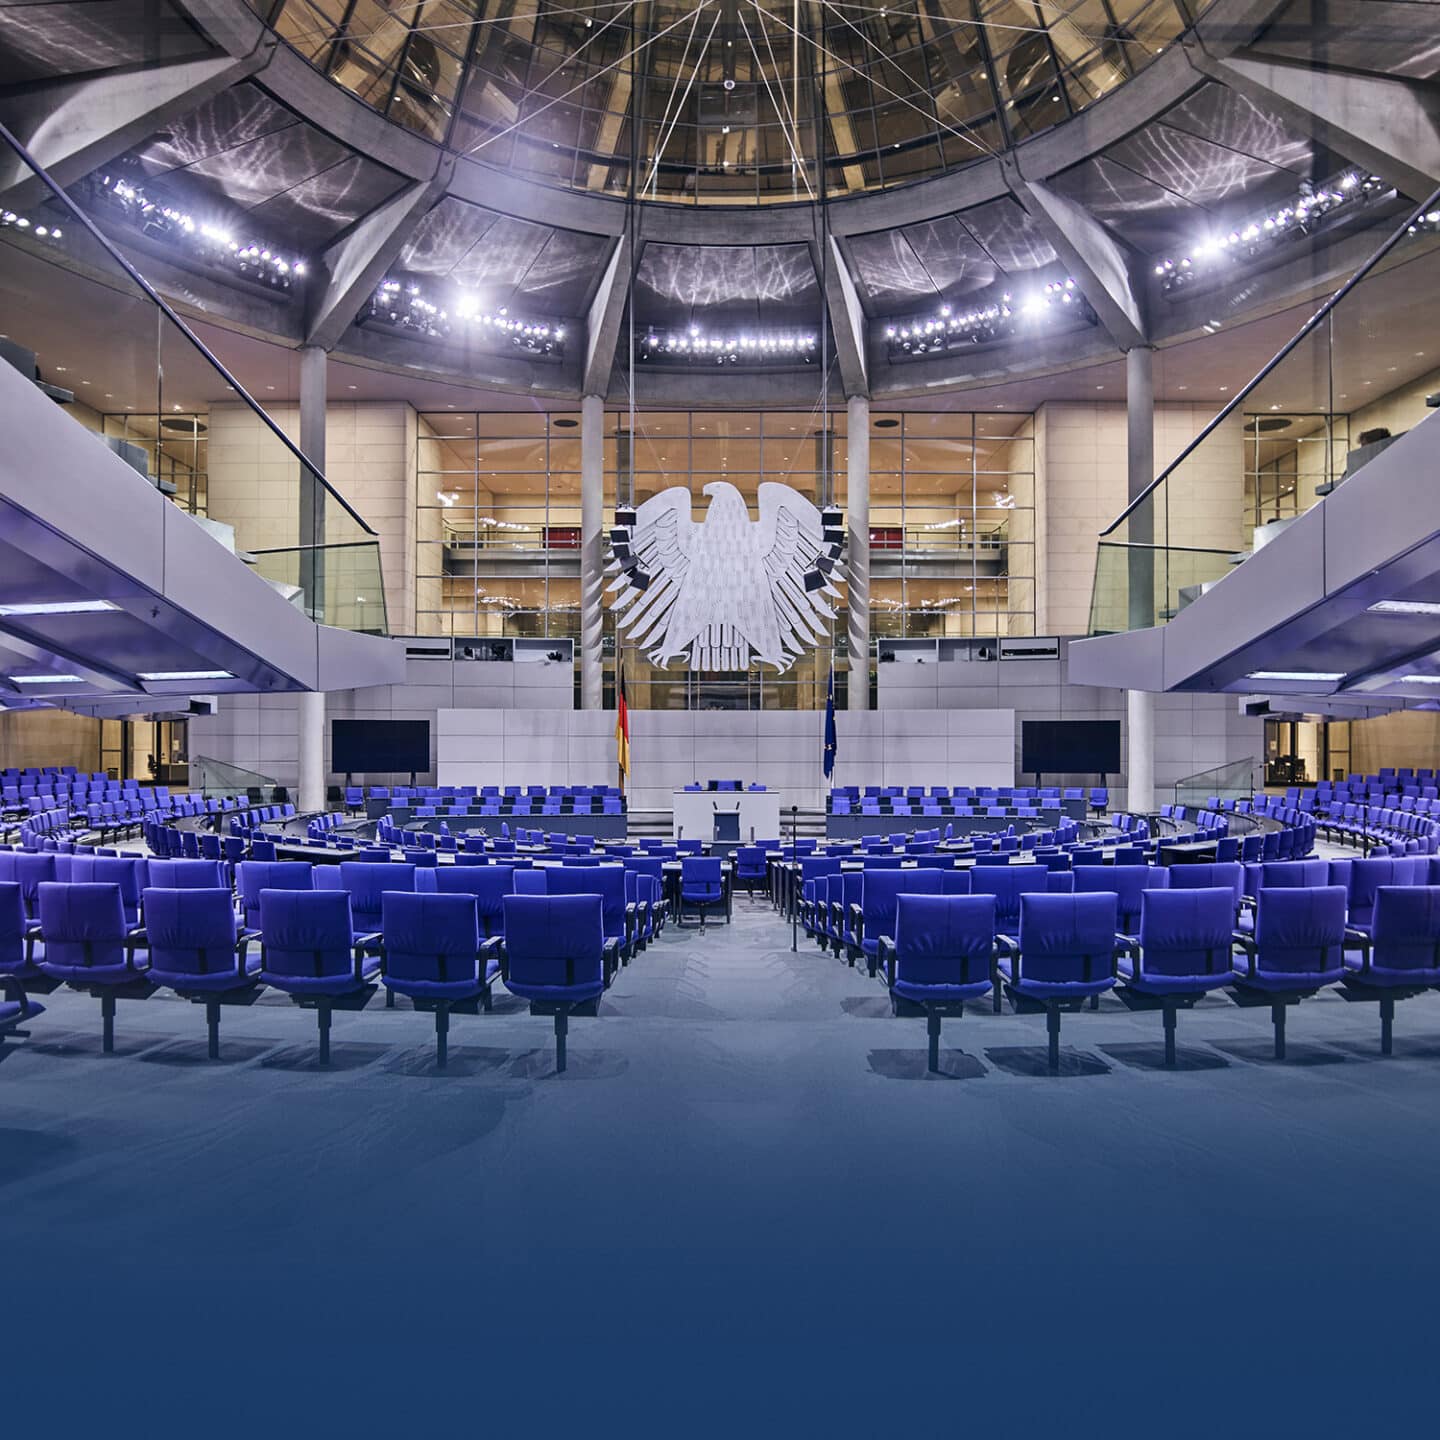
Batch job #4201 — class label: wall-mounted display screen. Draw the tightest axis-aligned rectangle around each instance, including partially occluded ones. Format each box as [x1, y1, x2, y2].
[1021, 720, 1120, 776]
[332, 719, 430, 775]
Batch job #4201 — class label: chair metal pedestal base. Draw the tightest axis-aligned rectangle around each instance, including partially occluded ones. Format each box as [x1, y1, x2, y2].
[1339, 980, 1425, 1055]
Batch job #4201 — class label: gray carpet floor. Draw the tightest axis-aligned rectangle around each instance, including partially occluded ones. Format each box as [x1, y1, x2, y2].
[5, 896, 1439, 1434]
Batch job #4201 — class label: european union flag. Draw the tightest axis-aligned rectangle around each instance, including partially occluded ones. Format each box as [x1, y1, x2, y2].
[823, 666, 837, 780]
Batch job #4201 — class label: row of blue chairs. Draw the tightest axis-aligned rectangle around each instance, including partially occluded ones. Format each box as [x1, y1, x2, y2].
[0, 882, 623, 1072]
[871, 881, 1440, 1072]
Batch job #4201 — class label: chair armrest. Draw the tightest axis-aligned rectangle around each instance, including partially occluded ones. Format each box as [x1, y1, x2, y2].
[234, 930, 257, 974]
[1344, 927, 1372, 973]
[124, 927, 148, 969]
[1231, 931, 1255, 974]
[876, 934, 897, 984]
[602, 937, 620, 983]
[353, 932, 382, 980]
[848, 904, 863, 945]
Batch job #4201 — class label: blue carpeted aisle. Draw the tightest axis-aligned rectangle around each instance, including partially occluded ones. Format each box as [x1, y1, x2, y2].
[4, 897, 1440, 1432]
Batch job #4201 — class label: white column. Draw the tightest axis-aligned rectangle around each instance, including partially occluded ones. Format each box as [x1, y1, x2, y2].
[846, 393, 870, 710]
[1126, 688, 1155, 814]
[1125, 345, 1156, 812]
[580, 393, 605, 710]
[298, 689, 326, 813]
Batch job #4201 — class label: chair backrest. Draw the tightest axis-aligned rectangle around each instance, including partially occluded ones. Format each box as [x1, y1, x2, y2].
[1252, 886, 1347, 978]
[258, 889, 355, 978]
[502, 894, 605, 991]
[860, 867, 946, 943]
[1166, 861, 1244, 911]
[735, 845, 766, 875]
[1072, 864, 1168, 930]
[435, 865, 514, 935]
[534, 864, 628, 939]
[681, 857, 723, 893]
[143, 888, 239, 979]
[1135, 888, 1234, 978]
[0, 881, 23, 967]
[1016, 892, 1119, 984]
[14, 852, 57, 913]
[147, 858, 227, 890]
[894, 893, 996, 988]
[969, 864, 1059, 931]
[1347, 857, 1413, 928]
[1370, 886, 1440, 975]
[337, 862, 418, 929]
[37, 881, 129, 963]
[381, 891, 481, 983]
[238, 860, 313, 928]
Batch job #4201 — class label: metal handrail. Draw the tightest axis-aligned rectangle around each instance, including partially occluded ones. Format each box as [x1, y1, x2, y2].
[1100, 179, 1440, 538]
[0, 118, 378, 538]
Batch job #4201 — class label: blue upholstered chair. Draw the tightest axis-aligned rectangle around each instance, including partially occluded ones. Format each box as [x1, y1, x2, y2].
[877, 894, 997, 1072]
[14, 852, 57, 919]
[434, 865, 514, 938]
[678, 857, 725, 929]
[544, 863, 635, 961]
[37, 881, 150, 1052]
[1342, 885, 1440, 1054]
[238, 860, 312, 930]
[0, 879, 46, 986]
[328, 861, 417, 936]
[996, 893, 1121, 1071]
[143, 887, 260, 1059]
[734, 846, 767, 898]
[257, 889, 381, 1064]
[146, 858, 228, 890]
[379, 891, 501, 1066]
[1073, 864, 1169, 933]
[1116, 888, 1236, 1065]
[1231, 886, 1347, 1059]
[850, 867, 953, 974]
[500, 894, 614, 1073]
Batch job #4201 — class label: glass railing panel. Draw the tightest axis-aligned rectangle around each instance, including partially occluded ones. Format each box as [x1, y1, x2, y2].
[248, 541, 389, 635]
[1173, 757, 1260, 811]
[1088, 541, 1234, 635]
[191, 754, 279, 800]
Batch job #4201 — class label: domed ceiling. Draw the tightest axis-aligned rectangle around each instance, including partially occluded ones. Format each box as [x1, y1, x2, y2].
[256, 0, 1197, 204]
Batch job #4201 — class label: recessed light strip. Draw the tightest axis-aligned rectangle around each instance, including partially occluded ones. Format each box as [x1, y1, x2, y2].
[137, 670, 233, 681]
[1246, 671, 1345, 682]
[0, 600, 118, 616]
[1367, 600, 1440, 616]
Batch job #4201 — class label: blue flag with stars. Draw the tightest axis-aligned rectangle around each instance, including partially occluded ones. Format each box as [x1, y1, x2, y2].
[823, 665, 837, 780]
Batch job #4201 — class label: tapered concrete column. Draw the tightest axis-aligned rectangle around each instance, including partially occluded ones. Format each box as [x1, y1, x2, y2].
[1126, 344, 1155, 627]
[1126, 688, 1155, 815]
[580, 393, 605, 710]
[298, 344, 327, 623]
[846, 394, 870, 710]
[298, 689, 326, 813]
[1126, 345, 1156, 812]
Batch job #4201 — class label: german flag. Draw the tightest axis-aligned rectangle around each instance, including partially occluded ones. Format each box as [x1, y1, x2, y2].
[615, 651, 630, 789]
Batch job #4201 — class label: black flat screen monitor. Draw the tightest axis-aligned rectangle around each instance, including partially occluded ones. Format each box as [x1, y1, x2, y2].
[1021, 720, 1120, 776]
[332, 719, 430, 775]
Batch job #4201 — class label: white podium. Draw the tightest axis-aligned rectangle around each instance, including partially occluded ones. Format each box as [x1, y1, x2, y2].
[671, 789, 782, 844]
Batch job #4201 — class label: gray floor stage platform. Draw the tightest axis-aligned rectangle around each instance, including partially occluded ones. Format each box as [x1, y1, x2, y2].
[4, 903, 1437, 1432]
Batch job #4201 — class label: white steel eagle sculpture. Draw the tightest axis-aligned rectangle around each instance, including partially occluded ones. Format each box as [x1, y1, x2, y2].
[605, 481, 845, 673]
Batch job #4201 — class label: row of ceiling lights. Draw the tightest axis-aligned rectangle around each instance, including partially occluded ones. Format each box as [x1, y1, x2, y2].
[883, 278, 1095, 360]
[364, 279, 568, 358]
[89, 173, 307, 291]
[1153, 171, 1393, 296]
[638, 328, 819, 365]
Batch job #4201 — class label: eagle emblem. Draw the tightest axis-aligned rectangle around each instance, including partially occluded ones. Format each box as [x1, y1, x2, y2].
[605, 482, 844, 673]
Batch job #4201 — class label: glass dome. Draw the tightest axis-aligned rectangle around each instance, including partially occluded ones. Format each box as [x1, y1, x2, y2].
[258, 0, 1197, 204]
